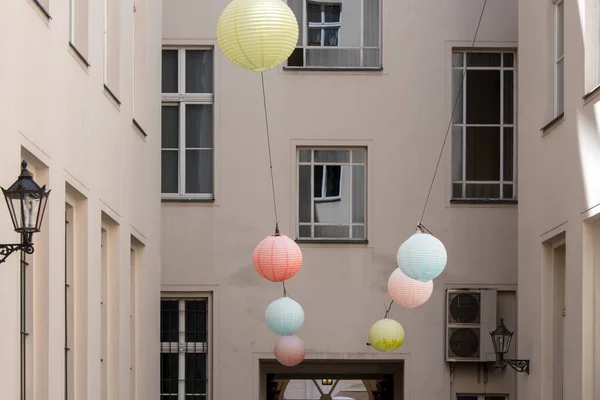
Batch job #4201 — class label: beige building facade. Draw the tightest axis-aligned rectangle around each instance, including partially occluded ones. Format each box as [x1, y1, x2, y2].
[518, 0, 600, 399]
[0, 0, 162, 399]
[161, 0, 521, 399]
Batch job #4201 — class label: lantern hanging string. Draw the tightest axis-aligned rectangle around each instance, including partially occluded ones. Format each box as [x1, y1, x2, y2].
[418, 0, 489, 228]
[260, 71, 280, 235]
[386, 0, 488, 320]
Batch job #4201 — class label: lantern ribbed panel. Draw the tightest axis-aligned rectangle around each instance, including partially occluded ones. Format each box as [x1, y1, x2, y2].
[217, 0, 299, 72]
[368, 319, 405, 353]
[274, 335, 306, 366]
[388, 269, 433, 308]
[253, 234, 302, 282]
[397, 231, 447, 282]
[265, 297, 305, 335]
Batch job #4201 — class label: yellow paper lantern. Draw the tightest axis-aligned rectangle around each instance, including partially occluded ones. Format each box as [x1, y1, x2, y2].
[216, 0, 299, 72]
[369, 319, 405, 353]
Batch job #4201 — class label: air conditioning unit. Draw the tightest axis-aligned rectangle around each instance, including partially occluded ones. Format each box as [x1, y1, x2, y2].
[446, 289, 497, 362]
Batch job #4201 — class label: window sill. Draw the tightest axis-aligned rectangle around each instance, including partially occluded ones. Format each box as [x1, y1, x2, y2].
[103, 84, 122, 107]
[583, 85, 600, 104]
[283, 67, 383, 72]
[162, 198, 215, 203]
[540, 113, 565, 135]
[450, 199, 518, 205]
[295, 239, 369, 244]
[132, 119, 148, 138]
[28, 0, 51, 20]
[68, 42, 90, 68]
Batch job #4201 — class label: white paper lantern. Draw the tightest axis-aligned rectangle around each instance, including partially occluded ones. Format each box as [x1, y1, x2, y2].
[388, 268, 433, 308]
[265, 297, 304, 335]
[397, 230, 447, 282]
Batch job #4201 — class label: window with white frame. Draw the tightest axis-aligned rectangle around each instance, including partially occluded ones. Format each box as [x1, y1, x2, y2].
[298, 148, 366, 240]
[555, 0, 564, 115]
[457, 396, 506, 400]
[286, 0, 381, 68]
[161, 48, 214, 199]
[451, 51, 516, 200]
[160, 298, 209, 399]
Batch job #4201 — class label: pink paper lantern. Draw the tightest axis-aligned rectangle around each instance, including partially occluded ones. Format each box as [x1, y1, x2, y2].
[387, 268, 433, 308]
[274, 335, 306, 367]
[253, 233, 302, 282]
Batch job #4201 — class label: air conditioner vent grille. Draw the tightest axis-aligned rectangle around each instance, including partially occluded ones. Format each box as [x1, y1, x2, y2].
[449, 293, 480, 323]
[448, 328, 480, 358]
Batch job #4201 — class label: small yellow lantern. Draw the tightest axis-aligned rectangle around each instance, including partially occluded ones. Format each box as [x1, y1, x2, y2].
[216, 0, 299, 72]
[369, 318, 405, 352]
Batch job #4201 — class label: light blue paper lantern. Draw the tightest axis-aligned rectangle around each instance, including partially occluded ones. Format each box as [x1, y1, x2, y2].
[265, 297, 304, 336]
[397, 230, 447, 282]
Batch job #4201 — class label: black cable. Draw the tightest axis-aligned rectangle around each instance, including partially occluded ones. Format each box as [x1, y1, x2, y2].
[260, 72, 280, 234]
[418, 0, 489, 225]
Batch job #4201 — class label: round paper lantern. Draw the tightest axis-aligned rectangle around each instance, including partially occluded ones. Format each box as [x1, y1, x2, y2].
[368, 318, 405, 352]
[397, 231, 447, 282]
[216, 0, 299, 72]
[253, 233, 302, 282]
[274, 335, 306, 366]
[388, 269, 433, 308]
[265, 297, 304, 335]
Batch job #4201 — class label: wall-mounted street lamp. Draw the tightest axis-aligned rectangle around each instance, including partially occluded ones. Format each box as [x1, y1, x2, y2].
[0, 160, 50, 263]
[489, 318, 530, 374]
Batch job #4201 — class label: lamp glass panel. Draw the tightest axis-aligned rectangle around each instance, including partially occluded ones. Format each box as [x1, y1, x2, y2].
[36, 192, 49, 231]
[23, 193, 40, 230]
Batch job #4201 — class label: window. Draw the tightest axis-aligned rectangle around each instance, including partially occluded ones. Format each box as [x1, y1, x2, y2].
[100, 228, 108, 400]
[69, 0, 89, 61]
[451, 51, 516, 200]
[65, 206, 74, 400]
[160, 298, 209, 399]
[104, 0, 120, 100]
[286, 0, 381, 68]
[555, 0, 564, 115]
[161, 48, 214, 199]
[457, 396, 506, 400]
[298, 148, 366, 240]
[133, 0, 147, 130]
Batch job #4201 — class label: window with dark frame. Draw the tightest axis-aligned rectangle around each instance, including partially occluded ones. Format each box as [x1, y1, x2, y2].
[286, 0, 381, 68]
[161, 48, 214, 199]
[160, 298, 209, 399]
[451, 51, 516, 201]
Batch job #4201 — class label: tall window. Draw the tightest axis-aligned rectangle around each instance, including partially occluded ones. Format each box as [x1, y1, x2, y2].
[555, 0, 564, 116]
[100, 229, 108, 400]
[451, 51, 516, 200]
[298, 148, 367, 240]
[65, 206, 75, 400]
[161, 49, 214, 199]
[104, 0, 120, 100]
[160, 298, 209, 399]
[286, 0, 381, 68]
[69, 0, 89, 61]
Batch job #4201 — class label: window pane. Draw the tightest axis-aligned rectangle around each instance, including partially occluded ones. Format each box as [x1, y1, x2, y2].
[314, 150, 349, 163]
[288, 0, 303, 46]
[298, 225, 311, 238]
[466, 127, 500, 181]
[352, 225, 365, 239]
[162, 106, 179, 149]
[185, 150, 213, 194]
[466, 184, 500, 199]
[160, 353, 179, 397]
[314, 165, 350, 223]
[452, 183, 463, 198]
[288, 48, 304, 67]
[557, 2, 564, 57]
[503, 71, 514, 124]
[185, 353, 207, 396]
[161, 151, 179, 194]
[363, 48, 381, 68]
[306, 48, 361, 67]
[466, 52, 501, 67]
[485, 397, 506, 400]
[363, 0, 380, 47]
[185, 300, 207, 343]
[452, 69, 464, 123]
[466, 70, 501, 124]
[314, 165, 324, 198]
[162, 50, 178, 93]
[185, 105, 213, 148]
[352, 149, 366, 163]
[503, 53, 514, 67]
[299, 149, 311, 162]
[324, 4, 341, 22]
[452, 126, 463, 181]
[456, 397, 478, 400]
[503, 128, 514, 181]
[557, 58, 564, 114]
[308, 28, 322, 46]
[324, 28, 339, 46]
[503, 184, 513, 199]
[325, 166, 342, 197]
[307, 3, 321, 23]
[186, 50, 213, 93]
[161, 300, 179, 342]
[314, 225, 350, 238]
[352, 165, 365, 223]
[452, 52, 463, 67]
[299, 165, 311, 222]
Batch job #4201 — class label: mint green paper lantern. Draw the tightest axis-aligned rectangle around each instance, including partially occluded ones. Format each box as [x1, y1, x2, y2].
[397, 230, 447, 282]
[265, 297, 304, 336]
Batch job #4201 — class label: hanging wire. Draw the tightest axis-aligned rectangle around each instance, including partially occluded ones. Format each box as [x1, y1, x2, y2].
[260, 71, 280, 234]
[282, 281, 288, 297]
[418, 0, 489, 226]
[386, 0, 489, 320]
